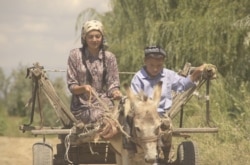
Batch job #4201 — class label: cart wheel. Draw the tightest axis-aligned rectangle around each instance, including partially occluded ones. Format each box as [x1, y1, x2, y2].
[176, 141, 199, 165]
[33, 142, 53, 165]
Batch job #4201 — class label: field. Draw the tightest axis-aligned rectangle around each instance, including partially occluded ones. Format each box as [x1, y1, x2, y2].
[1, 133, 250, 165]
[0, 136, 116, 165]
[0, 136, 60, 165]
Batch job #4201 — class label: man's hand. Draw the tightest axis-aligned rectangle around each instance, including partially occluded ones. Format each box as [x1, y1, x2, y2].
[190, 63, 217, 82]
[202, 64, 217, 79]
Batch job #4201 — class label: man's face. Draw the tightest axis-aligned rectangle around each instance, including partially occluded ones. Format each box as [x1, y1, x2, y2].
[144, 56, 164, 78]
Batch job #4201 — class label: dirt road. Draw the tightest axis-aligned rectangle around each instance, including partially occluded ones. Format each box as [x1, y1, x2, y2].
[0, 136, 60, 165]
[0, 136, 116, 165]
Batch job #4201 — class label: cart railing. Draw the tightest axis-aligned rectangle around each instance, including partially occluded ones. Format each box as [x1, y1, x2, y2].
[19, 62, 218, 137]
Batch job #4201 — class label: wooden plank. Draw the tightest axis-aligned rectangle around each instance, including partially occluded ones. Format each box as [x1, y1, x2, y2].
[31, 129, 75, 135]
[173, 127, 218, 134]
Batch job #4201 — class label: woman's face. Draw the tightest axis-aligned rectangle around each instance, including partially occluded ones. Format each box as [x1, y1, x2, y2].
[85, 30, 102, 50]
[144, 57, 164, 78]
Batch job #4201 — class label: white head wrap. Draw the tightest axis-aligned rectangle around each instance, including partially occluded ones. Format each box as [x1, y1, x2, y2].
[81, 20, 104, 45]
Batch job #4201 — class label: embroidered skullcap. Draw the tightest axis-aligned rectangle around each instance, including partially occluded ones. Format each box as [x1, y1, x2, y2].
[144, 45, 167, 57]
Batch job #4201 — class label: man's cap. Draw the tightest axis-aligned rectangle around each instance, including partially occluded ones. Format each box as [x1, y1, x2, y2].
[144, 46, 167, 57]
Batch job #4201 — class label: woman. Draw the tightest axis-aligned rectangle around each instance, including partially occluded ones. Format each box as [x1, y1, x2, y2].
[67, 20, 122, 124]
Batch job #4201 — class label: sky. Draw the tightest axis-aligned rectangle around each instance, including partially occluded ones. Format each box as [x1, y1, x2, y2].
[0, 0, 111, 76]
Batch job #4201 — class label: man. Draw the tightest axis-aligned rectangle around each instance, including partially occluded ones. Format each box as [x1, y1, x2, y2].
[130, 45, 216, 162]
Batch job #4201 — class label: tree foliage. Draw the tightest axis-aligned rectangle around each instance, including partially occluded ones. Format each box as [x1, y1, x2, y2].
[106, 0, 250, 82]
[106, 0, 250, 115]
[76, 0, 250, 119]
[5, 64, 32, 116]
[75, 1, 250, 163]
[0, 1, 249, 163]
[0, 64, 70, 136]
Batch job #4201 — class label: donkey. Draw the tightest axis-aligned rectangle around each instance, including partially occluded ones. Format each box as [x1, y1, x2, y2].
[73, 82, 164, 164]
[108, 82, 164, 165]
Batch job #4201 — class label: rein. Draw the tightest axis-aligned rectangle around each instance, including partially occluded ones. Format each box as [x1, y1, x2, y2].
[129, 112, 162, 145]
[132, 135, 160, 144]
[88, 91, 130, 138]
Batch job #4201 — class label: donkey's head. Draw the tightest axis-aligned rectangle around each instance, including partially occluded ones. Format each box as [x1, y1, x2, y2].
[124, 82, 163, 163]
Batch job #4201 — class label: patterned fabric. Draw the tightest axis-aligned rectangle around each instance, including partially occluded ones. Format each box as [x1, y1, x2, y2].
[67, 48, 120, 123]
[81, 20, 104, 45]
[82, 20, 103, 37]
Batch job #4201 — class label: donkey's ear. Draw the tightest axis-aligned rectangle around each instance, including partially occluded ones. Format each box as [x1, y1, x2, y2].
[123, 83, 132, 98]
[123, 83, 131, 96]
[142, 94, 148, 102]
[124, 83, 135, 101]
[157, 81, 163, 87]
[123, 83, 129, 90]
[153, 81, 162, 102]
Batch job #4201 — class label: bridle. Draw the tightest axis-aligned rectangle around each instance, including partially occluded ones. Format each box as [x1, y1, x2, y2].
[131, 125, 161, 144]
[129, 113, 163, 147]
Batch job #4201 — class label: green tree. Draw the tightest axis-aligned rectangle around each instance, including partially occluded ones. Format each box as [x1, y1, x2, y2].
[5, 64, 31, 116]
[76, 0, 250, 114]
[0, 67, 10, 102]
[75, 1, 250, 164]
[4, 64, 69, 127]
[106, 0, 250, 81]
[104, 0, 250, 121]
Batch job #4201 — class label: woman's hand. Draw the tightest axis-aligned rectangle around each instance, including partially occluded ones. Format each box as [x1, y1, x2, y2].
[82, 84, 93, 94]
[81, 84, 94, 100]
[112, 90, 122, 100]
[72, 84, 93, 96]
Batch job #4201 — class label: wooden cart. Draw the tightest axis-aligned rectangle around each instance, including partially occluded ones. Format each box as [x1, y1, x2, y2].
[19, 62, 218, 165]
